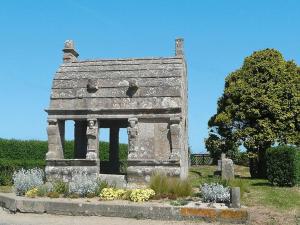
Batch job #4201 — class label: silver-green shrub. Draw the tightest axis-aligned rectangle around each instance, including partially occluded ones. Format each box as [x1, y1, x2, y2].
[69, 170, 100, 197]
[13, 168, 44, 195]
[36, 182, 53, 197]
[201, 183, 230, 203]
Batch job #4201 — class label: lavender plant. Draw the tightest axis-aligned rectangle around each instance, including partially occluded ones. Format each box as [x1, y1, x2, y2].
[13, 168, 44, 195]
[201, 183, 230, 203]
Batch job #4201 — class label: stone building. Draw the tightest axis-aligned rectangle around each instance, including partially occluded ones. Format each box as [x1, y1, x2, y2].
[45, 39, 188, 183]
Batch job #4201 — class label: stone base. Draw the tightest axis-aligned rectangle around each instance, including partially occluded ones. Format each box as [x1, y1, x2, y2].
[126, 160, 180, 183]
[45, 159, 99, 182]
[0, 193, 249, 223]
[99, 174, 126, 188]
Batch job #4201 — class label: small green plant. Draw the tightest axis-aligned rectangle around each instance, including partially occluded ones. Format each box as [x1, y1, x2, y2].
[170, 199, 189, 206]
[36, 183, 53, 197]
[53, 180, 69, 195]
[150, 173, 169, 195]
[168, 178, 193, 197]
[150, 173, 193, 198]
[68, 193, 80, 198]
[47, 191, 60, 198]
[95, 181, 108, 196]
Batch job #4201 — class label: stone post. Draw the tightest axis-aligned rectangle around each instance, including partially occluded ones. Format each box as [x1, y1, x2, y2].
[175, 38, 184, 57]
[169, 117, 181, 160]
[230, 187, 241, 208]
[109, 127, 120, 173]
[63, 40, 79, 63]
[127, 118, 138, 159]
[46, 119, 64, 160]
[86, 119, 99, 160]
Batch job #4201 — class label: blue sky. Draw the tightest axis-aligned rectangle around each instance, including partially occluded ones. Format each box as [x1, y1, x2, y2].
[0, 0, 299, 153]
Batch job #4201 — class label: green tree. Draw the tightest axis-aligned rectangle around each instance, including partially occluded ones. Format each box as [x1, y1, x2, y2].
[206, 49, 300, 178]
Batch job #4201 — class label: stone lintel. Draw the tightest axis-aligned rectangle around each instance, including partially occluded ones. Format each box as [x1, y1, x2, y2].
[46, 113, 182, 120]
[127, 160, 180, 167]
[46, 159, 99, 167]
[45, 108, 181, 115]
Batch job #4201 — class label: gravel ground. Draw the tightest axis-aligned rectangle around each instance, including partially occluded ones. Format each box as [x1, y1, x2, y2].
[0, 208, 221, 225]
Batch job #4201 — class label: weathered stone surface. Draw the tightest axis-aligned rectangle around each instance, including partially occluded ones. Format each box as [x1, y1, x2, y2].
[46, 39, 189, 183]
[51, 86, 181, 99]
[230, 187, 241, 208]
[221, 159, 235, 180]
[46, 119, 64, 160]
[54, 69, 182, 80]
[0, 193, 249, 223]
[53, 77, 182, 89]
[58, 63, 183, 73]
[49, 97, 182, 111]
[45, 164, 99, 182]
[98, 174, 126, 188]
[127, 165, 181, 183]
[86, 119, 99, 159]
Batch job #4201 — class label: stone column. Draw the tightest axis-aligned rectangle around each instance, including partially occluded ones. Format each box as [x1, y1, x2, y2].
[127, 118, 138, 159]
[86, 119, 99, 160]
[169, 117, 181, 160]
[46, 119, 64, 160]
[74, 121, 87, 159]
[109, 127, 120, 173]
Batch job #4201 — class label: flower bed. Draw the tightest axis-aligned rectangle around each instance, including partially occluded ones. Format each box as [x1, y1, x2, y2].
[12, 168, 237, 209]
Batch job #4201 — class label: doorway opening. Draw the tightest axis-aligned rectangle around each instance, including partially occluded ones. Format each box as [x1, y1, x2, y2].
[99, 120, 128, 174]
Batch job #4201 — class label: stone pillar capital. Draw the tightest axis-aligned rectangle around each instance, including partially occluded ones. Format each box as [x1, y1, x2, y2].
[47, 118, 58, 125]
[170, 116, 181, 124]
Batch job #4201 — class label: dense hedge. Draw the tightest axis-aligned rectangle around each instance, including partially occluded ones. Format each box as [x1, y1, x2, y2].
[266, 145, 300, 187]
[0, 138, 128, 185]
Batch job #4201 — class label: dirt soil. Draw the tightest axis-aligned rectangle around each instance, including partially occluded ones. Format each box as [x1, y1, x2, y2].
[248, 206, 299, 225]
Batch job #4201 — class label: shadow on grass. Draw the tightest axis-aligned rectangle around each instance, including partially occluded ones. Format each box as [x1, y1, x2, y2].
[250, 181, 272, 187]
[189, 170, 202, 177]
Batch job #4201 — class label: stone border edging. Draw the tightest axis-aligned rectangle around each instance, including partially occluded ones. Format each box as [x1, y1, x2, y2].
[0, 193, 248, 224]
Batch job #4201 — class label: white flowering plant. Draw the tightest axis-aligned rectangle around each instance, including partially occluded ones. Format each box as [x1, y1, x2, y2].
[200, 183, 230, 203]
[13, 168, 44, 196]
[68, 171, 100, 197]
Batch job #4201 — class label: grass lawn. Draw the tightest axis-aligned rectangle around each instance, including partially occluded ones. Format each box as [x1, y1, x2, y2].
[189, 165, 300, 225]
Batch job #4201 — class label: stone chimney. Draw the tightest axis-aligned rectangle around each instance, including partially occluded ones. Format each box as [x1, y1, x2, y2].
[63, 40, 79, 63]
[175, 38, 184, 57]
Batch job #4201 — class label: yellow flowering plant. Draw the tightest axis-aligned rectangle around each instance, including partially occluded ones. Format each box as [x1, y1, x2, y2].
[99, 188, 126, 200]
[129, 188, 155, 202]
[25, 188, 38, 198]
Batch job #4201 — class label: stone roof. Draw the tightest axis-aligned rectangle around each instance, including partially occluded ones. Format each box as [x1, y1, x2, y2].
[47, 41, 187, 114]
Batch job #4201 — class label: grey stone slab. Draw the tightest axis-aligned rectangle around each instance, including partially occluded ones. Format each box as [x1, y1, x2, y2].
[52, 77, 182, 88]
[99, 174, 126, 188]
[64, 58, 183, 66]
[51, 86, 181, 99]
[54, 69, 182, 79]
[58, 64, 183, 73]
[49, 97, 182, 110]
